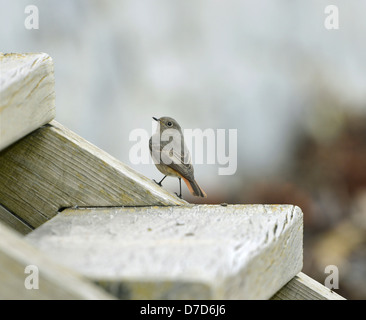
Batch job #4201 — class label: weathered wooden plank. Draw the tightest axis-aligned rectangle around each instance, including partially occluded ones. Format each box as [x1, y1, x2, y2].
[0, 204, 33, 234]
[0, 221, 114, 300]
[0, 120, 186, 232]
[271, 272, 346, 300]
[26, 204, 303, 299]
[0, 53, 55, 151]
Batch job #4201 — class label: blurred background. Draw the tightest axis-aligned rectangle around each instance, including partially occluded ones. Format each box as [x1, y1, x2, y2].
[1, 0, 365, 299]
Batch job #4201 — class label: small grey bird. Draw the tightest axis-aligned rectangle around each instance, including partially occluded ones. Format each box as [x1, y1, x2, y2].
[149, 116, 207, 198]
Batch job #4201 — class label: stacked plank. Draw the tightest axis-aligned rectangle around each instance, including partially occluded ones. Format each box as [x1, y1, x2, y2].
[0, 53, 345, 300]
[0, 53, 184, 299]
[26, 204, 304, 299]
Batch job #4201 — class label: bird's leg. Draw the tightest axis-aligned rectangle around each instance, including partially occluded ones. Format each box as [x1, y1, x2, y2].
[153, 175, 167, 187]
[175, 178, 182, 199]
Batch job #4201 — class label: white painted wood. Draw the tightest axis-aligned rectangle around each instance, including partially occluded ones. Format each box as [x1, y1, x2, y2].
[0, 120, 186, 231]
[26, 204, 303, 299]
[271, 272, 346, 300]
[0, 221, 114, 300]
[0, 53, 55, 151]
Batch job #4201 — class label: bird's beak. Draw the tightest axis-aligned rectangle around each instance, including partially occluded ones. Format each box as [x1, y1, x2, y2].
[152, 117, 159, 122]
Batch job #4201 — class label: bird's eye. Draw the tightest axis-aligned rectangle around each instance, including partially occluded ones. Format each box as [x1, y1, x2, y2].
[167, 121, 173, 127]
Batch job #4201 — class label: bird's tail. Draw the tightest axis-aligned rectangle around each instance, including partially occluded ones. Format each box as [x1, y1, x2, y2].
[182, 177, 207, 198]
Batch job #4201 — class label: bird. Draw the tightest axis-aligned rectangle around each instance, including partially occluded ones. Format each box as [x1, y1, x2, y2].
[149, 116, 207, 199]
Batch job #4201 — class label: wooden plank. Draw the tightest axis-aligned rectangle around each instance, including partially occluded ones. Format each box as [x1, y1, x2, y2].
[0, 204, 33, 234]
[0, 53, 55, 151]
[26, 204, 303, 299]
[0, 221, 114, 299]
[271, 272, 346, 300]
[0, 120, 186, 232]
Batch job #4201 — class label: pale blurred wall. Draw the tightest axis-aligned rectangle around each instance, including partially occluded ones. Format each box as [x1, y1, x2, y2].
[1, 0, 366, 200]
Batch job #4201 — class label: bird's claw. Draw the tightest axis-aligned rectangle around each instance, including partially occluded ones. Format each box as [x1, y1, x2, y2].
[153, 179, 162, 187]
[175, 192, 182, 199]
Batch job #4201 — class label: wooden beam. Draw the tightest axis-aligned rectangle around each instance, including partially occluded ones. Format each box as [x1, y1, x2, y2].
[271, 272, 346, 300]
[0, 204, 33, 234]
[0, 53, 55, 151]
[26, 205, 303, 299]
[0, 121, 186, 232]
[0, 221, 114, 300]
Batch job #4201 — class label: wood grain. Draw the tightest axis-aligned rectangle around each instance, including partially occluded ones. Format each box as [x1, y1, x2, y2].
[271, 272, 346, 300]
[0, 121, 186, 232]
[26, 204, 303, 299]
[0, 204, 33, 234]
[0, 221, 114, 300]
[0, 53, 55, 151]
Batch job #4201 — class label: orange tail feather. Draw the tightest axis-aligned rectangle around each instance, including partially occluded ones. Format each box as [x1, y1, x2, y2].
[182, 177, 207, 198]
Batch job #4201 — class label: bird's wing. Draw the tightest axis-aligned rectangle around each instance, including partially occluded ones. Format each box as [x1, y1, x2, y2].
[167, 139, 194, 181]
[150, 132, 194, 180]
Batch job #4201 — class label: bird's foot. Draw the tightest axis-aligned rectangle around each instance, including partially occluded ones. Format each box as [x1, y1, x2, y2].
[175, 192, 182, 199]
[153, 179, 162, 187]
